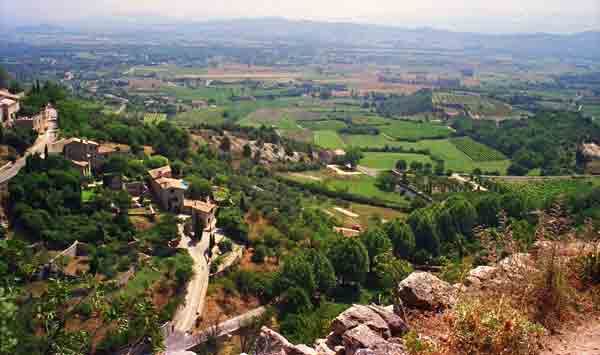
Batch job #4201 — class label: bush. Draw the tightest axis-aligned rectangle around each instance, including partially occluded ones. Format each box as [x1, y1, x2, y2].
[447, 298, 545, 355]
[252, 245, 267, 263]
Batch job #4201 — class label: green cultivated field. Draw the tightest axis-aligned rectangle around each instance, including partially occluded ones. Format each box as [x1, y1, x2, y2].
[498, 179, 600, 208]
[282, 171, 408, 207]
[299, 120, 348, 131]
[360, 152, 433, 170]
[450, 137, 507, 161]
[314, 131, 346, 149]
[379, 120, 452, 140]
[351, 116, 391, 126]
[341, 134, 404, 148]
[144, 113, 167, 125]
[172, 108, 227, 127]
[393, 139, 511, 173]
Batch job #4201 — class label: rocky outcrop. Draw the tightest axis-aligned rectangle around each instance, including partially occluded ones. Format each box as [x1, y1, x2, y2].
[397, 272, 456, 310]
[256, 304, 409, 355]
[464, 265, 498, 288]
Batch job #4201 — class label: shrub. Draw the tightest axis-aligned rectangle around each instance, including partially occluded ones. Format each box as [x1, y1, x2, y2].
[252, 245, 267, 263]
[403, 330, 436, 355]
[447, 298, 545, 355]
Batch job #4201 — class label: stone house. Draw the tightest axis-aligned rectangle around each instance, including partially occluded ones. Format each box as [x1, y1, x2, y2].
[580, 143, 600, 175]
[147, 165, 188, 213]
[63, 138, 130, 172]
[183, 198, 218, 231]
[0, 90, 20, 128]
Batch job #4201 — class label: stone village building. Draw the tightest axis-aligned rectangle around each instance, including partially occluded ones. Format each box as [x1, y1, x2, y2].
[147, 165, 218, 231]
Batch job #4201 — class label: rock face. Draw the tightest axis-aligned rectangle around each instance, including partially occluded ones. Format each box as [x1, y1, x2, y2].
[397, 272, 456, 310]
[464, 265, 498, 288]
[256, 304, 409, 355]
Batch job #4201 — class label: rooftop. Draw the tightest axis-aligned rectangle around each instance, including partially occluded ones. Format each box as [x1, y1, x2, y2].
[64, 138, 100, 146]
[98, 143, 130, 154]
[0, 90, 20, 101]
[581, 143, 600, 159]
[155, 177, 188, 190]
[184, 199, 217, 214]
[148, 165, 172, 180]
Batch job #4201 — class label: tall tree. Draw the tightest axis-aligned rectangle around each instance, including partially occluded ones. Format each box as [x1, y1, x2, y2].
[327, 238, 369, 285]
[385, 219, 416, 260]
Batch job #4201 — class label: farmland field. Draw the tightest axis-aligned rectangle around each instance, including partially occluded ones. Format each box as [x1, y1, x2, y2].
[314, 131, 346, 149]
[360, 152, 433, 170]
[143, 113, 167, 125]
[341, 134, 404, 149]
[450, 137, 507, 161]
[281, 170, 409, 207]
[172, 108, 228, 127]
[393, 139, 511, 173]
[498, 179, 600, 208]
[351, 116, 391, 126]
[379, 120, 452, 140]
[299, 120, 347, 131]
[433, 92, 513, 117]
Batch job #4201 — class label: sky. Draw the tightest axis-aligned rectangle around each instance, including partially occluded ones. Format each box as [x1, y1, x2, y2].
[1, 0, 599, 33]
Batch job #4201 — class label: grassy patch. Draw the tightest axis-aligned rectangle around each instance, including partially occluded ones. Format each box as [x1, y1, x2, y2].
[394, 139, 511, 173]
[314, 131, 346, 149]
[81, 189, 96, 203]
[341, 134, 404, 149]
[299, 120, 347, 131]
[380, 120, 451, 140]
[143, 113, 167, 125]
[360, 152, 433, 170]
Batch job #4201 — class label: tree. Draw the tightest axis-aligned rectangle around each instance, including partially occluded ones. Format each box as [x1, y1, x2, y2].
[385, 220, 416, 260]
[252, 245, 267, 263]
[375, 172, 395, 192]
[243, 144, 253, 158]
[341, 148, 364, 169]
[407, 209, 441, 258]
[0, 66, 10, 89]
[277, 253, 317, 297]
[220, 136, 231, 152]
[281, 287, 312, 314]
[327, 238, 369, 285]
[187, 176, 212, 200]
[361, 228, 392, 268]
[395, 160, 407, 171]
[0, 287, 18, 354]
[435, 160, 445, 176]
[302, 250, 336, 295]
[373, 251, 413, 308]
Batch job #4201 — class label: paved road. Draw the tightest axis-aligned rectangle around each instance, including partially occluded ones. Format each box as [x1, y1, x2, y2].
[0, 115, 58, 185]
[166, 306, 267, 353]
[170, 222, 211, 333]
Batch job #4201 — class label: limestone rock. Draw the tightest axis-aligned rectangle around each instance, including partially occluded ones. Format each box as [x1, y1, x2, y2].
[331, 305, 391, 338]
[342, 324, 388, 355]
[397, 272, 456, 310]
[367, 305, 409, 337]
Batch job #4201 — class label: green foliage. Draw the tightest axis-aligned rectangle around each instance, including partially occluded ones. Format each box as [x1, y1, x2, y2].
[376, 91, 433, 117]
[373, 251, 413, 290]
[450, 137, 507, 161]
[279, 302, 348, 345]
[218, 207, 249, 244]
[407, 209, 441, 259]
[385, 219, 416, 260]
[0, 287, 18, 354]
[187, 176, 212, 199]
[327, 237, 369, 285]
[361, 228, 392, 267]
[281, 287, 312, 313]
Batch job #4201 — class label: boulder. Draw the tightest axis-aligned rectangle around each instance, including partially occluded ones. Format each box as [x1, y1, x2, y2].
[331, 305, 391, 338]
[499, 253, 533, 276]
[354, 342, 406, 355]
[367, 305, 409, 337]
[342, 324, 388, 355]
[257, 327, 317, 355]
[397, 272, 456, 310]
[464, 265, 497, 288]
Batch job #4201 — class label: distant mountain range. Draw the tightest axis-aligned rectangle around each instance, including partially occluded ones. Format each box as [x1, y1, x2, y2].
[10, 17, 600, 60]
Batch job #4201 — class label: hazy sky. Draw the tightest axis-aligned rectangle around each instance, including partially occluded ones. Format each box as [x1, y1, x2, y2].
[2, 0, 599, 33]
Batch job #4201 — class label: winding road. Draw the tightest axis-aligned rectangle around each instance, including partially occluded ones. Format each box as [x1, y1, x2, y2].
[0, 113, 59, 185]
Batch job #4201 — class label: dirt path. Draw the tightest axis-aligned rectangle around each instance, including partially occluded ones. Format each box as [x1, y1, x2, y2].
[542, 317, 600, 355]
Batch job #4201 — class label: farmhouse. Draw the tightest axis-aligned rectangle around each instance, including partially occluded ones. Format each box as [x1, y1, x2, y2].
[63, 138, 130, 172]
[580, 143, 600, 175]
[0, 90, 20, 127]
[147, 165, 218, 228]
[14, 103, 55, 133]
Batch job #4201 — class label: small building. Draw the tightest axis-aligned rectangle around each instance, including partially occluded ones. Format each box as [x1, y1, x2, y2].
[14, 103, 54, 134]
[580, 143, 600, 175]
[148, 165, 188, 213]
[63, 138, 130, 172]
[0, 90, 20, 127]
[183, 199, 218, 231]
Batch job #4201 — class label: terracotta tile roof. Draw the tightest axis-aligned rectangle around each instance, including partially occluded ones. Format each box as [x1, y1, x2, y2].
[64, 138, 100, 146]
[156, 177, 187, 190]
[98, 143, 130, 154]
[582, 143, 600, 159]
[0, 90, 20, 101]
[148, 165, 172, 180]
[184, 199, 217, 214]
